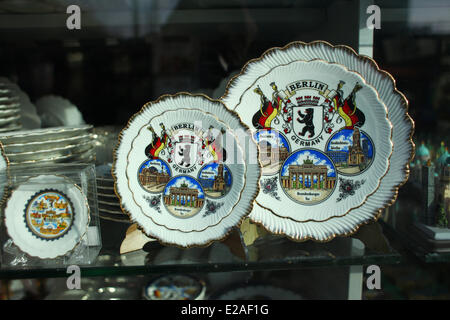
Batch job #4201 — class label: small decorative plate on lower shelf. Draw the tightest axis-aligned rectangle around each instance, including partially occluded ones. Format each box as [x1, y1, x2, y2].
[4, 175, 90, 259]
[113, 93, 260, 247]
[143, 274, 206, 300]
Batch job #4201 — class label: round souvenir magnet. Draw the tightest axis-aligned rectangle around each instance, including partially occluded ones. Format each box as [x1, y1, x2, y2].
[222, 41, 414, 241]
[4, 175, 90, 259]
[229, 60, 392, 224]
[113, 93, 260, 248]
[143, 274, 206, 300]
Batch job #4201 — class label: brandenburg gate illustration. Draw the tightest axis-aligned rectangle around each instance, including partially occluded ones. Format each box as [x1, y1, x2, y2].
[281, 158, 336, 190]
[163, 183, 204, 207]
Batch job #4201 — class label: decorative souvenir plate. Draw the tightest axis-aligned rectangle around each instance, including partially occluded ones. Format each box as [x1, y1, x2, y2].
[4, 175, 90, 259]
[113, 93, 260, 247]
[227, 59, 392, 225]
[143, 274, 206, 300]
[221, 41, 414, 241]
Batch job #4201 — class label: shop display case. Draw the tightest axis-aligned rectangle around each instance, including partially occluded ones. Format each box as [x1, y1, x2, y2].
[0, 0, 449, 300]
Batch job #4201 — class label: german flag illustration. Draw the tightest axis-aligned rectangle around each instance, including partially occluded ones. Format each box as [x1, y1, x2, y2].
[205, 127, 227, 163]
[145, 124, 170, 159]
[331, 81, 365, 129]
[252, 84, 283, 130]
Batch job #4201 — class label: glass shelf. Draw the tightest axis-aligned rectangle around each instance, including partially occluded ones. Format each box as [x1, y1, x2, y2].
[380, 220, 450, 264]
[0, 219, 401, 280]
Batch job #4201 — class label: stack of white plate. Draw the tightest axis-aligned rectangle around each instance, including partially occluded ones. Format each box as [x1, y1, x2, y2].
[0, 125, 96, 166]
[0, 77, 41, 130]
[95, 164, 130, 224]
[0, 83, 22, 132]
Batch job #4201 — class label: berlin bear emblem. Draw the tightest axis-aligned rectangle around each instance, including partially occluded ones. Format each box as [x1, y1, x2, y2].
[292, 98, 324, 141]
[172, 135, 201, 168]
[296, 108, 316, 138]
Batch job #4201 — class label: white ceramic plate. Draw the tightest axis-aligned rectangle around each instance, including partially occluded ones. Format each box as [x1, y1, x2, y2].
[4, 175, 90, 259]
[7, 146, 95, 166]
[0, 103, 20, 111]
[3, 133, 93, 154]
[35, 95, 85, 127]
[231, 59, 392, 224]
[126, 108, 246, 232]
[0, 108, 20, 118]
[0, 123, 22, 132]
[113, 93, 260, 247]
[0, 114, 20, 126]
[0, 125, 93, 145]
[222, 41, 413, 241]
[5, 140, 94, 163]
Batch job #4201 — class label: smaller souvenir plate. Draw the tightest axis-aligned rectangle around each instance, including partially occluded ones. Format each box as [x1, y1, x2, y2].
[113, 93, 260, 247]
[125, 108, 246, 232]
[4, 175, 90, 259]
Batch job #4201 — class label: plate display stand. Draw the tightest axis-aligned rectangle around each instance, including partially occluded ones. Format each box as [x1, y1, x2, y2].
[0, 163, 102, 268]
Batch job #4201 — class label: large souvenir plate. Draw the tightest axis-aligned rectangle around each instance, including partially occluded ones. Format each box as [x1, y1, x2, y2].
[229, 59, 392, 223]
[113, 93, 260, 247]
[222, 41, 414, 241]
[4, 175, 90, 259]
